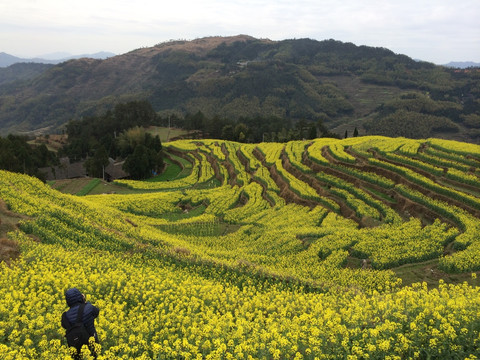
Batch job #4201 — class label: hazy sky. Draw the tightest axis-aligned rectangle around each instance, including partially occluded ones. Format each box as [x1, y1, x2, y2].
[1, 0, 479, 64]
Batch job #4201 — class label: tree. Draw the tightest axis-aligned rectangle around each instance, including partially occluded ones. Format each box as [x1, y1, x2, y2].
[308, 124, 317, 139]
[117, 126, 146, 156]
[221, 125, 235, 141]
[234, 123, 249, 142]
[277, 127, 288, 142]
[316, 118, 328, 136]
[185, 111, 206, 131]
[0, 135, 58, 177]
[117, 126, 162, 154]
[84, 146, 109, 179]
[122, 142, 163, 180]
[353, 127, 359, 137]
[114, 101, 157, 130]
[344, 130, 348, 139]
[205, 115, 227, 138]
[123, 145, 151, 180]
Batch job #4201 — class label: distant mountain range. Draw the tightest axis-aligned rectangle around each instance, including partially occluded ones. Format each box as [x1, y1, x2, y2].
[0, 35, 479, 143]
[443, 61, 480, 69]
[3, 50, 478, 69]
[0, 51, 115, 67]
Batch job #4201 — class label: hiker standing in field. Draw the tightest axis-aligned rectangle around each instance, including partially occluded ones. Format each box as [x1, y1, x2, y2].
[61, 288, 100, 358]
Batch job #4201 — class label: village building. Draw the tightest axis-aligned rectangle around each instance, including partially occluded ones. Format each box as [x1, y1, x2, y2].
[39, 157, 129, 181]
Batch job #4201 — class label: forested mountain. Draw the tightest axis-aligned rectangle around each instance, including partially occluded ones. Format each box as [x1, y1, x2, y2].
[0, 63, 54, 86]
[0, 35, 479, 142]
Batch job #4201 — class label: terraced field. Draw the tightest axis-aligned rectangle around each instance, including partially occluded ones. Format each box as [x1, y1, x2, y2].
[1, 136, 480, 359]
[117, 136, 480, 276]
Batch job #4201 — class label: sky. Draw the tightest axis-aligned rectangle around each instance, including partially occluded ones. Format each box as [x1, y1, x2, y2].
[1, 0, 479, 64]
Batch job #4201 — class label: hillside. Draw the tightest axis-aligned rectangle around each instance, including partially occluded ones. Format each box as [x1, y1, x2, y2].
[0, 35, 479, 142]
[0, 62, 54, 86]
[1, 136, 480, 358]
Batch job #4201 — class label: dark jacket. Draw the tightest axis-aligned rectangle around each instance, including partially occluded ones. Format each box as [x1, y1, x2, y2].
[61, 288, 100, 342]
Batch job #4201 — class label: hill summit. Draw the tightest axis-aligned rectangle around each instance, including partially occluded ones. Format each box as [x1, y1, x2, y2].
[0, 35, 479, 142]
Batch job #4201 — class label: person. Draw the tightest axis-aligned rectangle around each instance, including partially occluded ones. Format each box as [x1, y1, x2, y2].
[61, 288, 100, 358]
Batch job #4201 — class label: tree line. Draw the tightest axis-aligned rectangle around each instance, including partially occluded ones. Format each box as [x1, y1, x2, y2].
[161, 110, 340, 143]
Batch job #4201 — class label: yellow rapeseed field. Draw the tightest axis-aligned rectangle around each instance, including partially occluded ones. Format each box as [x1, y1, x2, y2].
[1, 136, 480, 359]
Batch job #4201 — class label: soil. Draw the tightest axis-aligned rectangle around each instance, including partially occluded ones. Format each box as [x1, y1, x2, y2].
[220, 143, 239, 187]
[0, 199, 27, 264]
[236, 148, 275, 207]
[204, 150, 224, 184]
[324, 146, 480, 220]
[253, 147, 320, 209]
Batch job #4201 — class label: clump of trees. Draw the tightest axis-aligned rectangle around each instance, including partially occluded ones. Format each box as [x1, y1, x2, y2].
[62, 100, 163, 180]
[118, 126, 163, 179]
[0, 134, 57, 180]
[62, 100, 158, 160]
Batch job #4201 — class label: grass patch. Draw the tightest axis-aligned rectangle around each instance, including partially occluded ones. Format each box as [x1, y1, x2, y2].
[50, 178, 158, 195]
[50, 178, 93, 194]
[146, 126, 191, 143]
[76, 178, 101, 196]
[167, 152, 194, 173]
[146, 151, 194, 183]
[147, 158, 182, 182]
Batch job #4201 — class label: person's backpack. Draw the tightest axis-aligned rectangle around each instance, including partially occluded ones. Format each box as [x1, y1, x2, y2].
[63, 303, 90, 352]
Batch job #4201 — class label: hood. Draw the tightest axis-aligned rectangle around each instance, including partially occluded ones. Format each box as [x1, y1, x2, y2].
[65, 288, 83, 307]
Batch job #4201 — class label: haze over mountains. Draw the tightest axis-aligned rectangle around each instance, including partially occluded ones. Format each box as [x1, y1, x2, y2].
[0, 51, 115, 68]
[0, 35, 479, 143]
[444, 61, 480, 69]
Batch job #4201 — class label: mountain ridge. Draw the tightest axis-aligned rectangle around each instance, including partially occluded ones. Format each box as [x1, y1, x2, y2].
[444, 61, 480, 69]
[0, 35, 479, 143]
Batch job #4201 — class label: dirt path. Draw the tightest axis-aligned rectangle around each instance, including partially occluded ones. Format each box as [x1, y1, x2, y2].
[204, 150, 224, 184]
[220, 143, 240, 187]
[0, 200, 26, 263]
